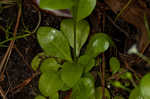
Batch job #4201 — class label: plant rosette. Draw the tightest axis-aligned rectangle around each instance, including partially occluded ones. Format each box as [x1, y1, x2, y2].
[31, 0, 114, 98]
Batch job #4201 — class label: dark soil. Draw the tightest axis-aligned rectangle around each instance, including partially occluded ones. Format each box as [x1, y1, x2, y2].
[0, 0, 150, 99]
[0, 1, 62, 98]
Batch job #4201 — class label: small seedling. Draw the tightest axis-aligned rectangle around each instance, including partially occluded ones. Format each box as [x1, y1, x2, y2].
[120, 72, 137, 87]
[111, 81, 130, 92]
[31, 0, 114, 99]
[109, 57, 120, 74]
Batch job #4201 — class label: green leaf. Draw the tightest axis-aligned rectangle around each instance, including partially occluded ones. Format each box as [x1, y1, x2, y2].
[140, 73, 150, 99]
[85, 33, 110, 58]
[39, 71, 62, 96]
[39, 0, 73, 10]
[40, 58, 61, 73]
[61, 62, 83, 87]
[72, 0, 96, 21]
[49, 92, 59, 99]
[59, 70, 71, 91]
[71, 74, 95, 99]
[109, 57, 120, 74]
[94, 33, 115, 47]
[95, 87, 111, 99]
[78, 55, 95, 73]
[83, 72, 95, 82]
[129, 87, 144, 99]
[61, 19, 90, 56]
[111, 81, 130, 92]
[37, 27, 72, 61]
[85, 59, 95, 73]
[31, 52, 45, 71]
[120, 72, 133, 80]
[35, 95, 46, 99]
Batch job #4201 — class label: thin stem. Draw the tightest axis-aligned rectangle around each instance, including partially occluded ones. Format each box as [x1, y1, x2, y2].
[73, 21, 77, 62]
[136, 52, 150, 64]
[72, 0, 79, 62]
[102, 54, 106, 99]
[0, 4, 22, 73]
[115, 0, 132, 22]
[0, 33, 31, 45]
[130, 78, 137, 88]
[0, 11, 41, 46]
[121, 86, 131, 92]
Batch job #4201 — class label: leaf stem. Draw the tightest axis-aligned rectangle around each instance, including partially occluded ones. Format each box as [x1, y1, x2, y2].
[136, 52, 150, 64]
[0, 11, 41, 46]
[73, 21, 77, 62]
[130, 78, 137, 88]
[0, 33, 31, 45]
[73, 0, 79, 62]
[115, 0, 132, 22]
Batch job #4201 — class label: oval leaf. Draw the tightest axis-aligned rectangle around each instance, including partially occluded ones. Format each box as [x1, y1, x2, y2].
[93, 33, 115, 47]
[95, 87, 111, 99]
[129, 87, 144, 99]
[40, 58, 61, 73]
[71, 74, 95, 99]
[38, 0, 73, 10]
[59, 70, 71, 91]
[37, 27, 72, 61]
[78, 55, 95, 73]
[85, 33, 110, 58]
[72, 0, 96, 21]
[109, 57, 120, 74]
[61, 62, 83, 87]
[61, 19, 90, 56]
[31, 52, 45, 71]
[39, 71, 62, 96]
[140, 73, 150, 99]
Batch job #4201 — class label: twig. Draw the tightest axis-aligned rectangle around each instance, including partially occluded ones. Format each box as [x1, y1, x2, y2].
[0, 6, 22, 79]
[115, 0, 132, 22]
[106, 15, 129, 37]
[101, 54, 106, 99]
[5, 71, 12, 96]
[0, 11, 41, 45]
[0, 86, 7, 99]
[136, 42, 150, 64]
[102, 13, 105, 32]
[14, 45, 32, 72]
[106, 70, 127, 81]
[10, 72, 40, 94]
[32, 11, 41, 33]
[124, 61, 142, 78]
